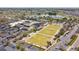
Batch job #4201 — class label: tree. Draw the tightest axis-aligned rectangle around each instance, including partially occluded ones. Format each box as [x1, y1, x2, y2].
[16, 44, 20, 49]
[62, 17, 67, 20]
[20, 47, 25, 51]
[46, 41, 52, 48]
[37, 13, 41, 15]
[48, 12, 56, 15]
[0, 18, 8, 24]
[22, 31, 28, 37]
[20, 13, 26, 20]
[59, 46, 65, 51]
[4, 42, 9, 47]
[31, 28, 37, 32]
[55, 34, 60, 38]
[59, 29, 65, 35]
[75, 47, 79, 51]
[55, 19, 59, 22]
[48, 18, 54, 24]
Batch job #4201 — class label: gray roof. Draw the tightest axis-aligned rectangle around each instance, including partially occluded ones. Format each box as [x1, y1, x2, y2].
[0, 45, 6, 51]
[5, 46, 14, 51]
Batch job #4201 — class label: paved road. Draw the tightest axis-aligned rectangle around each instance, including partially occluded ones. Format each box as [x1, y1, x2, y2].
[67, 34, 79, 51]
[60, 25, 78, 43]
[46, 25, 79, 51]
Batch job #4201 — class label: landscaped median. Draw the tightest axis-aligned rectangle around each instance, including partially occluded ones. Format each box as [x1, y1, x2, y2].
[67, 35, 78, 46]
[25, 24, 63, 49]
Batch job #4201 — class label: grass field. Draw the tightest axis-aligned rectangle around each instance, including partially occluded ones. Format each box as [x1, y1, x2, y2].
[26, 24, 62, 49]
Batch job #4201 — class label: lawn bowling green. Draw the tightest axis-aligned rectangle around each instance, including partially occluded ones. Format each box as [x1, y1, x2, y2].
[25, 24, 62, 49]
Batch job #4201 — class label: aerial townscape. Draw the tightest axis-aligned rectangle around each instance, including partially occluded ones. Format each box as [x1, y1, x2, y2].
[0, 8, 79, 51]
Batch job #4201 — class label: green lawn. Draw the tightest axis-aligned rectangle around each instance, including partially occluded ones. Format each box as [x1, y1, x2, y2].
[27, 34, 51, 47]
[26, 24, 61, 49]
[39, 24, 61, 36]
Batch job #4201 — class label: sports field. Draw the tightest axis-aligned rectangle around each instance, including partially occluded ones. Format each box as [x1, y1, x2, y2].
[25, 24, 62, 49]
